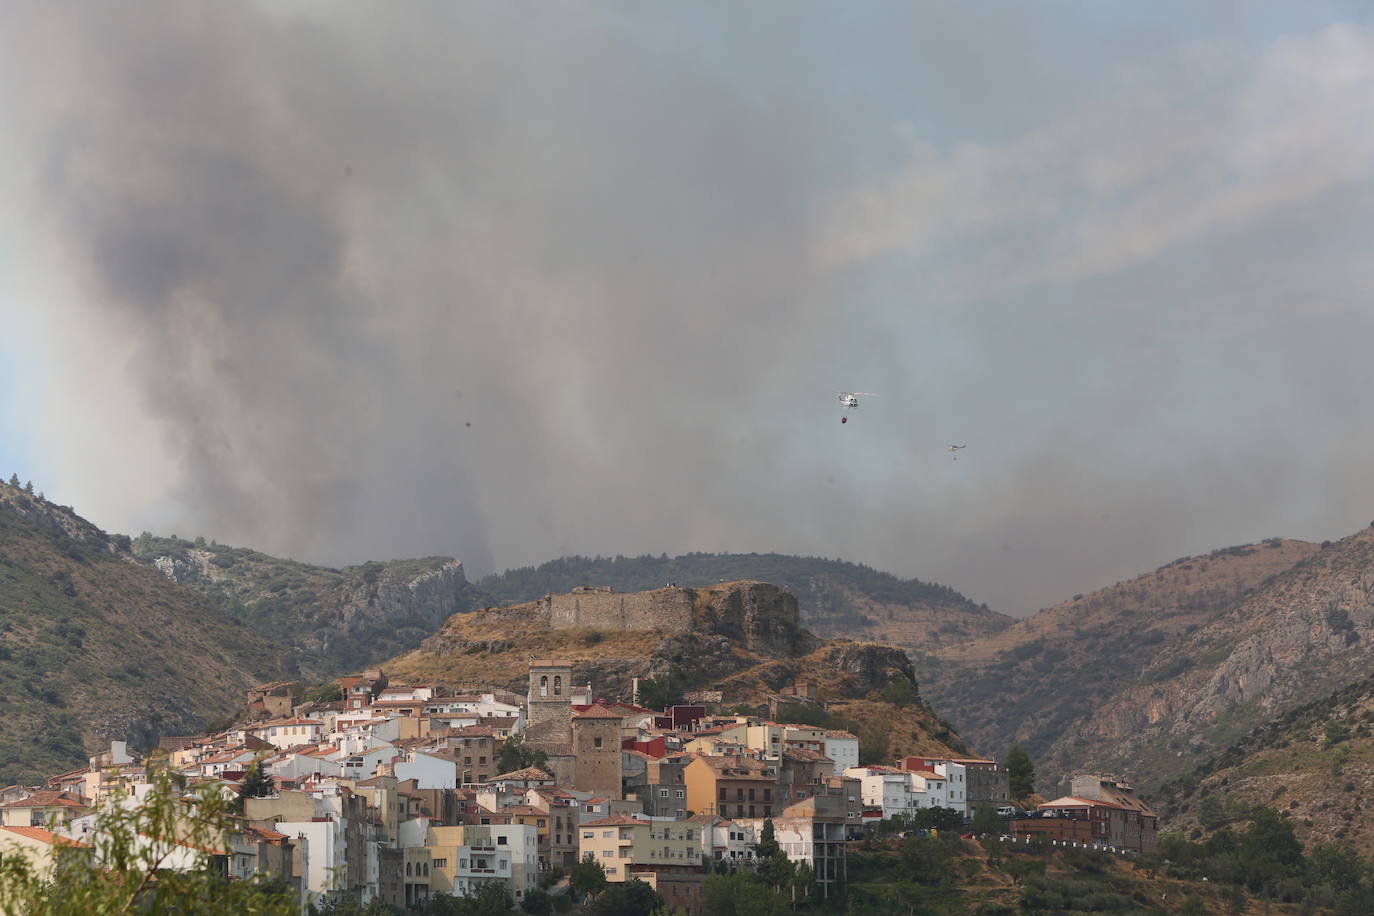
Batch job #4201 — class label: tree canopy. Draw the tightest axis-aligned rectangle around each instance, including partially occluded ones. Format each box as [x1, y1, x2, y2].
[1005, 744, 1036, 799]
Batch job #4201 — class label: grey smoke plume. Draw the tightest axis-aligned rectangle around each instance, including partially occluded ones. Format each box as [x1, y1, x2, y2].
[4, 4, 1374, 614]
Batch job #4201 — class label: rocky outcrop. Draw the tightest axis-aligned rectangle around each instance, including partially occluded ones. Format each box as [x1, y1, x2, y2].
[649, 633, 742, 684]
[814, 642, 917, 694]
[0, 486, 122, 551]
[691, 582, 821, 657]
[300, 561, 474, 656]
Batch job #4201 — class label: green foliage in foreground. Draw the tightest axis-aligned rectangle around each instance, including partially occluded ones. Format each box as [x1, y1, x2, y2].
[1156, 805, 1374, 913]
[0, 761, 296, 916]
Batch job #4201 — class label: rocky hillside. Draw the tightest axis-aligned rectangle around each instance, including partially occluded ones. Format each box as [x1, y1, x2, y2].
[387, 581, 971, 762]
[0, 483, 292, 783]
[1153, 670, 1374, 855]
[129, 534, 485, 676]
[920, 530, 1374, 798]
[477, 552, 1012, 651]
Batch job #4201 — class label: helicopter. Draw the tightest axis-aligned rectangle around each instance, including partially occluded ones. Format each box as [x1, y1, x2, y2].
[948, 444, 966, 459]
[836, 391, 874, 423]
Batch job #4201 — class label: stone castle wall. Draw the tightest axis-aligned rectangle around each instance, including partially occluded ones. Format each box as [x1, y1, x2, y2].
[546, 586, 694, 633]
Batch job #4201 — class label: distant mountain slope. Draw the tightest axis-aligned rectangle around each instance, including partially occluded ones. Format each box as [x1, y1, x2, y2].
[1153, 670, 1374, 854]
[0, 484, 292, 783]
[129, 536, 486, 676]
[477, 552, 1012, 652]
[921, 536, 1322, 793]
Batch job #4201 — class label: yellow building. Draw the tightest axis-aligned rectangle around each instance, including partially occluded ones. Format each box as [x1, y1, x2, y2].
[577, 815, 704, 912]
[425, 822, 539, 905]
[0, 826, 89, 876]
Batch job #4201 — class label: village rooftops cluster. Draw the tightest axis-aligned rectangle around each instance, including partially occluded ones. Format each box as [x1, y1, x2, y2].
[0, 658, 1157, 913]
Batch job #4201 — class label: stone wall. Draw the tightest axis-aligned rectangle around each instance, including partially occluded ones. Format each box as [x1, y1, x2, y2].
[546, 586, 694, 633]
[543, 582, 820, 659]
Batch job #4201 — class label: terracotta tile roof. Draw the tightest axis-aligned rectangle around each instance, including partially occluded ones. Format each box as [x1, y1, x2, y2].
[782, 748, 833, 763]
[579, 814, 643, 827]
[242, 824, 291, 842]
[573, 706, 624, 720]
[823, 730, 858, 739]
[1038, 796, 1125, 810]
[0, 826, 89, 847]
[1, 791, 88, 809]
[490, 767, 553, 782]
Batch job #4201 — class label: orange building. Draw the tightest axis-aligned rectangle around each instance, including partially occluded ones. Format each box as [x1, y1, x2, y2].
[684, 756, 779, 820]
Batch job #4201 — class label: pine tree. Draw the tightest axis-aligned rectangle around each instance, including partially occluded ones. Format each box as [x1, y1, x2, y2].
[23, 480, 33, 494]
[754, 819, 795, 891]
[239, 760, 276, 800]
[1006, 744, 1036, 799]
[6, 473, 17, 487]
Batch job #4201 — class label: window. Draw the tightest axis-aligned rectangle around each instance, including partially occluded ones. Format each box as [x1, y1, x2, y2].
[601, 850, 612, 858]
[602, 831, 612, 838]
[540, 675, 548, 696]
[594, 737, 603, 749]
[675, 790, 684, 799]
[583, 832, 594, 839]
[554, 675, 562, 696]
[434, 858, 447, 868]
[659, 789, 669, 798]
[497, 836, 507, 845]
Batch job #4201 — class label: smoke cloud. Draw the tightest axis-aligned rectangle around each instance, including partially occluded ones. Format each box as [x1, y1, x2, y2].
[3, 4, 1374, 614]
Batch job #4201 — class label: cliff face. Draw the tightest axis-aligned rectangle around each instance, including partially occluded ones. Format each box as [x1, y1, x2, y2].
[303, 560, 472, 654]
[1078, 531, 1374, 767]
[690, 581, 821, 657]
[140, 541, 483, 676]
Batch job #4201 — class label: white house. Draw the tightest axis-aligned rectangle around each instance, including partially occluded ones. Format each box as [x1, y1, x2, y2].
[845, 766, 931, 819]
[251, 717, 324, 751]
[339, 744, 401, 782]
[192, 746, 260, 778]
[265, 746, 344, 784]
[692, 815, 757, 865]
[376, 685, 438, 703]
[822, 731, 860, 775]
[393, 750, 457, 790]
[425, 694, 524, 731]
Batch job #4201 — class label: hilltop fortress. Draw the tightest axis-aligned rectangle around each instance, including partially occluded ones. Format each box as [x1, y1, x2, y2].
[546, 585, 694, 633]
[539, 581, 818, 657]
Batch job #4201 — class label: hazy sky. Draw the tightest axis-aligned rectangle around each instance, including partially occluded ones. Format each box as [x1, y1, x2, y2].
[3, 2, 1373, 615]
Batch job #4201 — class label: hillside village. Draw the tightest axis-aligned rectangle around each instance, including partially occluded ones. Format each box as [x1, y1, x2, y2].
[0, 653, 1160, 914]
